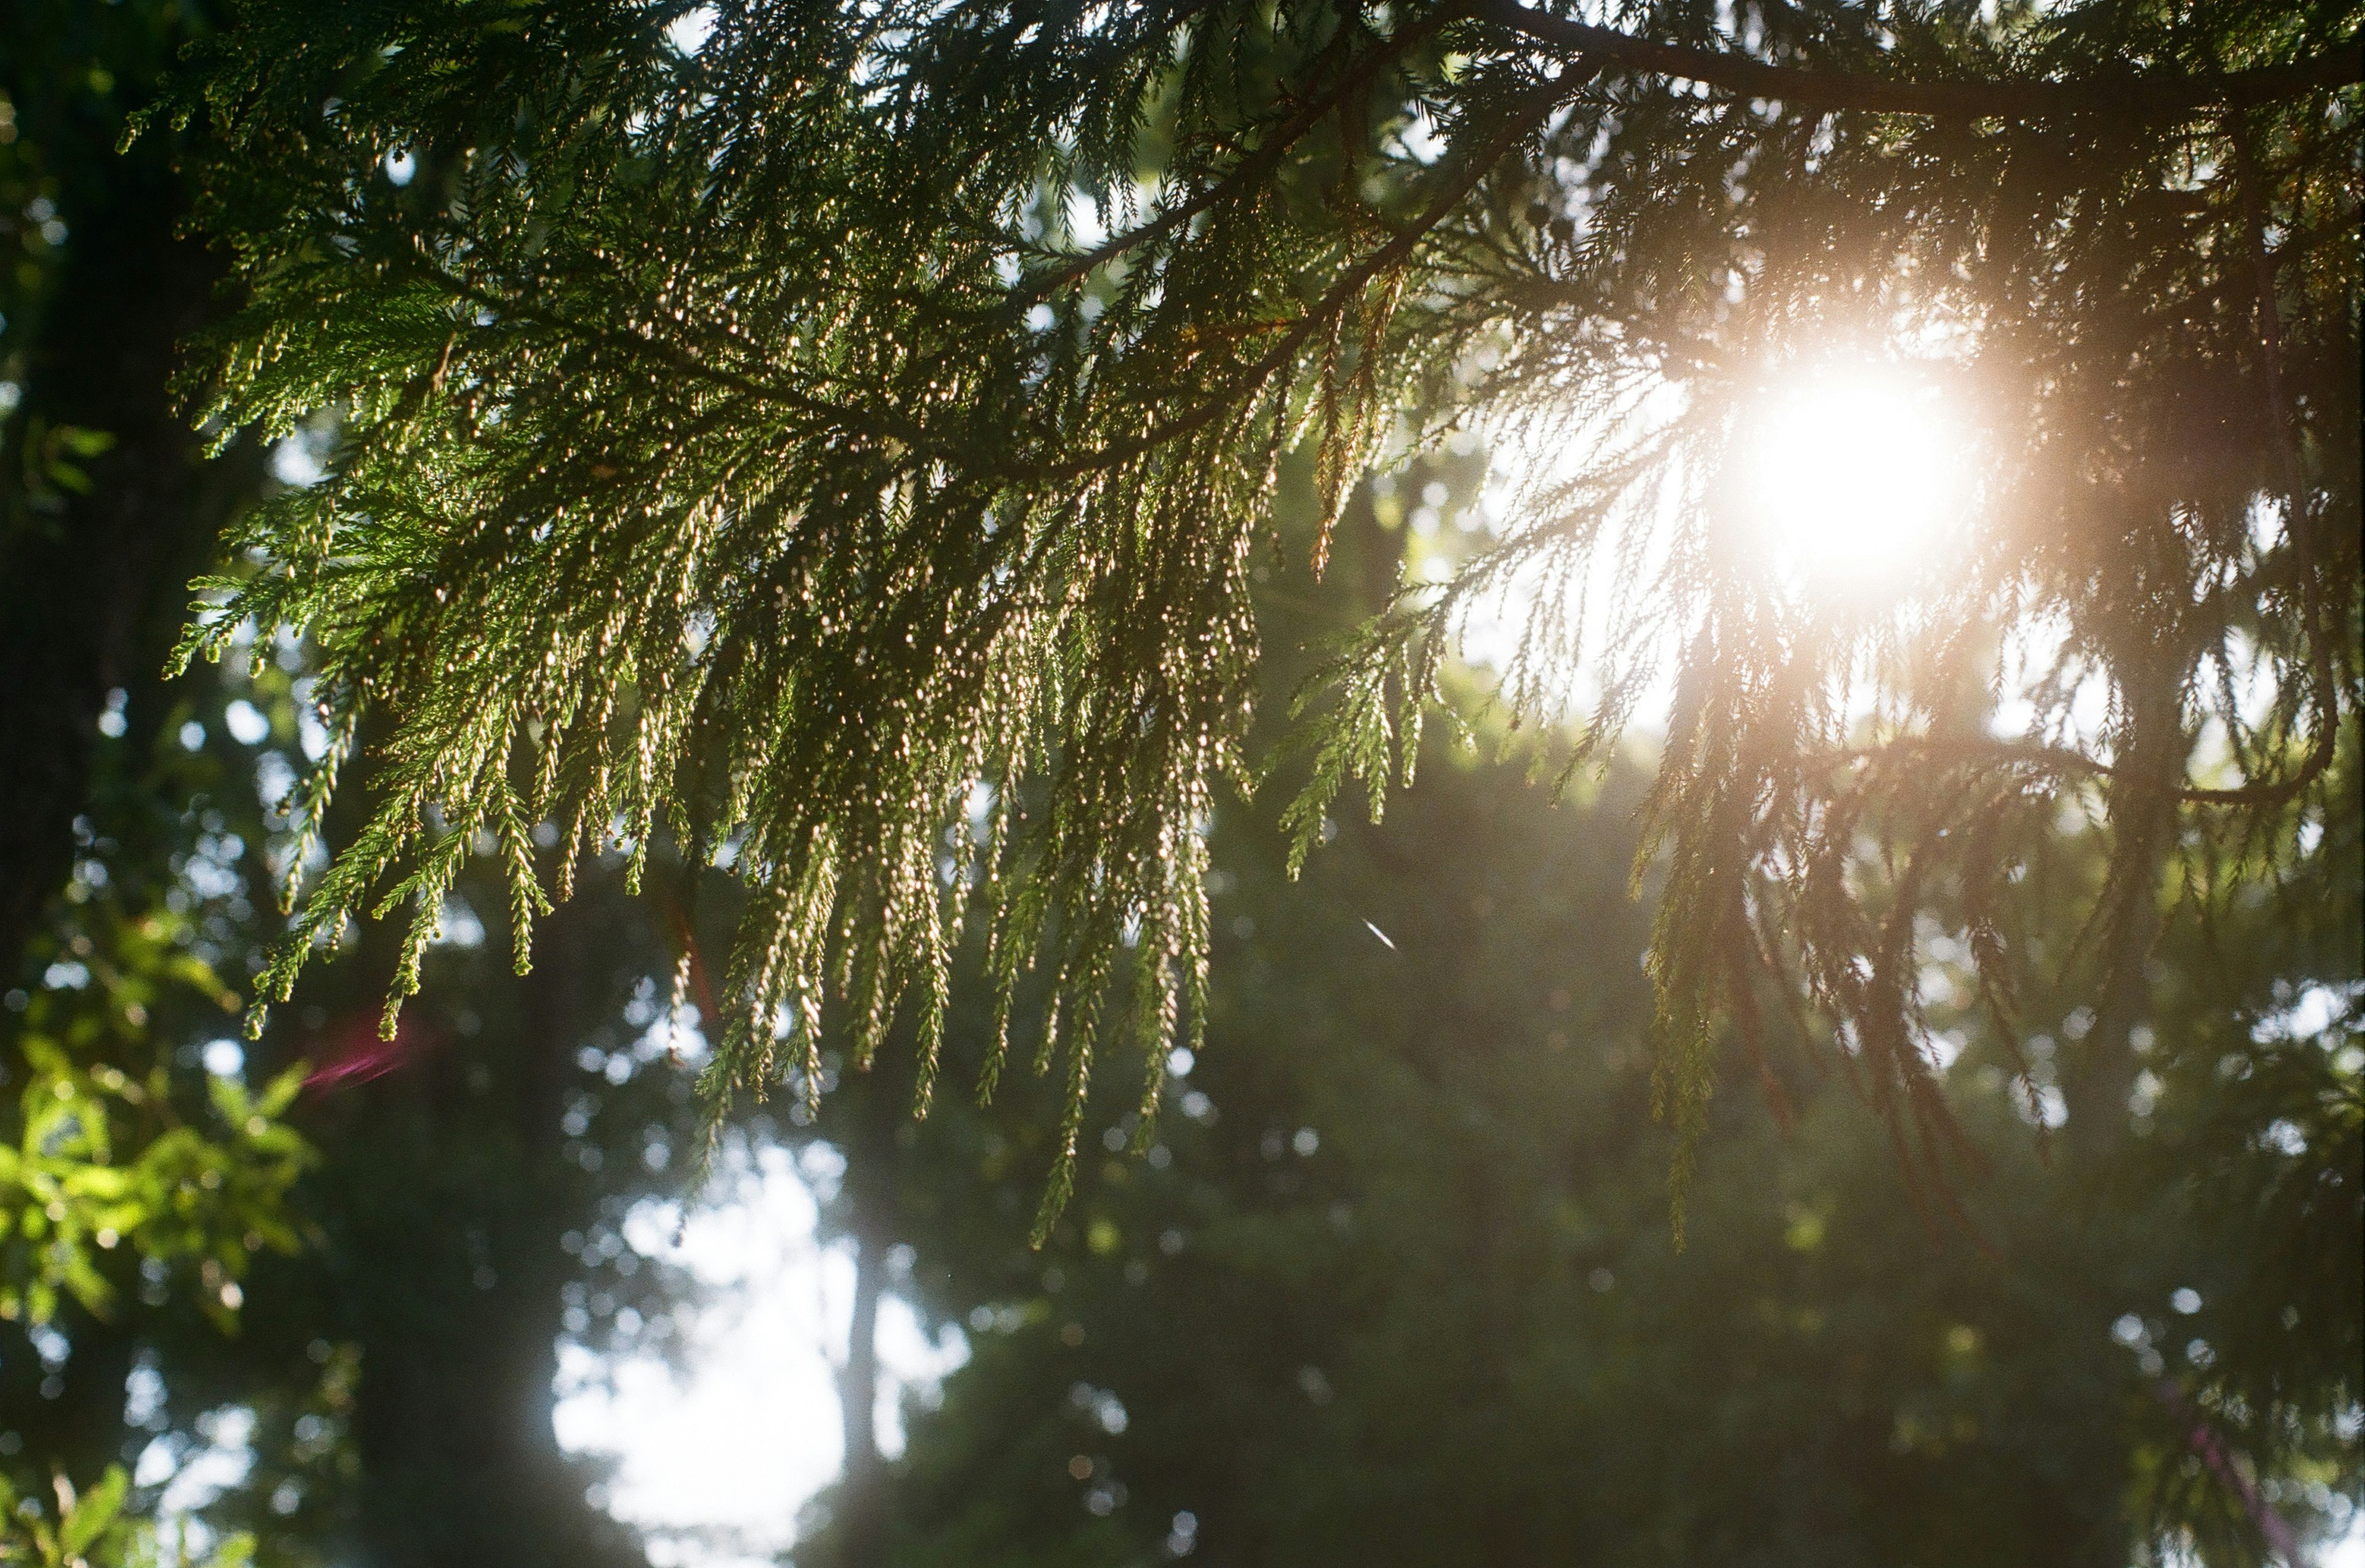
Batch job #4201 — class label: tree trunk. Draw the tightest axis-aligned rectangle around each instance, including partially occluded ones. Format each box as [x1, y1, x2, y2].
[336, 900, 652, 1568]
[835, 1226, 887, 1567]
[827, 1054, 907, 1568]
[2060, 679, 2186, 1170]
[0, 96, 251, 982]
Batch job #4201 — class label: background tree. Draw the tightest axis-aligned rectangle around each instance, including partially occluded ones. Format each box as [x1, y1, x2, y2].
[4, 6, 314, 1548]
[863, 817, 2361, 1566]
[0, 0, 264, 976]
[843, 671, 2361, 1568]
[148, 847, 703, 1568]
[791, 493, 2360, 1568]
[1, 607, 710, 1566]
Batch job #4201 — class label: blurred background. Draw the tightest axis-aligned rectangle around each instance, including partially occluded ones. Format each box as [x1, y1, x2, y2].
[3, 2, 2359, 1566]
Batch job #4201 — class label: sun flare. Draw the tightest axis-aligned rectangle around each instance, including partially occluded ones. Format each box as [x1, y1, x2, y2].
[1736, 368, 1967, 592]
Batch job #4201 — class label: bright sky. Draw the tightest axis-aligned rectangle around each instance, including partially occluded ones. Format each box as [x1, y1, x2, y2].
[552, 1138, 967, 1568]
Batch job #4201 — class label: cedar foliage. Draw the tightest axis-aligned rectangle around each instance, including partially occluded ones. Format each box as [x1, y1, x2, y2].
[150, 0, 2360, 1227]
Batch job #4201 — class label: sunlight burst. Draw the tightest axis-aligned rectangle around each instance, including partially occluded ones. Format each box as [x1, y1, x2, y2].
[1735, 367, 1967, 592]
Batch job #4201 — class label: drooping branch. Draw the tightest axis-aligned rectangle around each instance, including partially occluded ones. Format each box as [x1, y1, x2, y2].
[1478, 0, 2362, 118]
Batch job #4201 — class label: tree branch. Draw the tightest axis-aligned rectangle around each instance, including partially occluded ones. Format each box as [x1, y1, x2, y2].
[1020, 9, 1458, 301]
[1478, 0, 2361, 118]
[1071, 67, 1589, 474]
[1835, 730, 2340, 809]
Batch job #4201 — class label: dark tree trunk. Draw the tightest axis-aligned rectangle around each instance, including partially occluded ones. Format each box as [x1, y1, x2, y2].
[827, 1053, 908, 1568]
[0, 102, 251, 982]
[835, 1224, 888, 1567]
[0, 1308, 140, 1484]
[2060, 680, 2186, 1171]
[329, 901, 653, 1568]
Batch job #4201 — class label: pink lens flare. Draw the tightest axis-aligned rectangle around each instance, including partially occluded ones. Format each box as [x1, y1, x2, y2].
[304, 1012, 438, 1093]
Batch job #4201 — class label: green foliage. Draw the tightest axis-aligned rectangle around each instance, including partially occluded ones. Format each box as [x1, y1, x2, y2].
[2, 1, 328, 1549]
[2, 630, 316, 1333]
[1, 995, 308, 1330]
[9, 423, 118, 511]
[0, 662, 680, 1563]
[0, 667, 316, 1548]
[0, 1465, 254, 1568]
[153, 0, 2359, 1226]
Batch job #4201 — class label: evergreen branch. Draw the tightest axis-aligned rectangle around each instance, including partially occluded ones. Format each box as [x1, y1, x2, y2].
[1479, 0, 2363, 118]
[410, 261, 924, 450]
[1018, 6, 1459, 301]
[1070, 65, 1588, 475]
[164, 0, 2363, 1248]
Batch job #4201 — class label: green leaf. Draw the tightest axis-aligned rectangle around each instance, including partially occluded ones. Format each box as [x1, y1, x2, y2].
[59, 1466, 129, 1556]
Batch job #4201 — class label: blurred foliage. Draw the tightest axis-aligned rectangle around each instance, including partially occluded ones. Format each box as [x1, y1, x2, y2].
[0, 1465, 253, 1568]
[0, 1024, 307, 1330]
[2, 0, 310, 1350]
[3, 604, 702, 1564]
[785, 498, 2361, 1568]
[835, 729, 2360, 1567]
